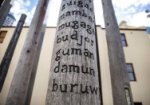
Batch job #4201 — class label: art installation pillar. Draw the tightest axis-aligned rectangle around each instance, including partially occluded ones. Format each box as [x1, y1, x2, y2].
[5, 0, 49, 105]
[46, 0, 101, 105]
[101, 0, 134, 105]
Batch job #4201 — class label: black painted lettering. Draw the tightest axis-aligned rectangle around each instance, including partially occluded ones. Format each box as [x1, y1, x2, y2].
[80, 22, 86, 28]
[62, 49, 70, 55]
[90, 68, 95, 76]
[91, 40, 94, 46]
[71, 30, 78, 40]
[62, 35, 69, 41]
[67, 1, 72, 6]
[69, 65, 80, 73]
[58, 23, 65, 31]
[90, 86, 98, 95]
[62, 4, 65, 11]
[82, 10, 87, 17]
[65, 22, 70, 27]
[84, 49, 94, 59]
[70, 84, 78, 92]
[81, 66, 89, 74]
[71, 48, 82, 55]
[72, 10, 81, 15]
[58, 21, 94, 35]
[85, 37, 90, 43]
[85, 4, 89, 10]
[52, 79, 58, 92]
[55, 49, 61, 61]
[54, 62, 60, 73]
[77, 35, 83, 46]
[60, 84, 68, 92]
[80, 84, 89, 94]
[61, 65, 68, 73]
[66, 11, 71, 16]
[57, 36, 61, 43]
[87, 25, 92, 34]
[78, 1, 83, 7]
[72, 21, 79, 29]
[59, 14, 65, 21]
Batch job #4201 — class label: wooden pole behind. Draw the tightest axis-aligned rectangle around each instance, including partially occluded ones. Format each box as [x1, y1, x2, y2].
[101, 0, 134, 105]
[5, 0, 49, 105]
[0, 14, 26, 92]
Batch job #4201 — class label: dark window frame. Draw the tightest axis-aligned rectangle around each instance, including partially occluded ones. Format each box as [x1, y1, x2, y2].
[134, 102, 142, 105]
[126, 63, 136, 81]
[120, 33, 128, 47]
[0, 31, 7, 43]
[124, 87, 132, 105]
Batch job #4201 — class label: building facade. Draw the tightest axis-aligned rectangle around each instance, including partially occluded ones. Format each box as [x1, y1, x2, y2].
[0, 24, 150, 105]
[3, 13, 15, 26]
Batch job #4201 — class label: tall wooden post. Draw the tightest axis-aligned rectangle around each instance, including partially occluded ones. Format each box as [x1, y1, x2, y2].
[101, 0, 133, 105]
[0, 0, 12, 28]
[5, 0, 49, 105]
[0, 14, 26, 92]
[25, 24, 46, 105]
[46, 0, 101, 105]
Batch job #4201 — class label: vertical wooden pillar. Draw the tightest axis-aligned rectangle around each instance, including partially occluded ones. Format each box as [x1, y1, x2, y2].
[0, 14, 26, 91]
[5, 0, 49, 105]
[0, 0, 12, 28]
[25, 24, 46, 105]
[46, 0, 101, 105]
[101, 0, 133, 105]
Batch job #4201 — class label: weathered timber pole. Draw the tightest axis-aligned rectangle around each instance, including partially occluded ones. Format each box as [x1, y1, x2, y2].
[101, 0, 134, 105]
[25, 24, 46, 105]
[46, 0, 101, 105]
[5, 0, 49, 105]
[0, 14, 26, 92]
[0, 0, 12, 28]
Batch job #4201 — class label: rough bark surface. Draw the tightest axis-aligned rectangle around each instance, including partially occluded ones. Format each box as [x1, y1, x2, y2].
[46, 0, 101, 105]
[101, 0, 133, 105]
[5, 0, 49, 105]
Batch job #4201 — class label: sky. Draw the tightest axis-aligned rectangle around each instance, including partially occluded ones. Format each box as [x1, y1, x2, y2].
[9, 0, 150, 27]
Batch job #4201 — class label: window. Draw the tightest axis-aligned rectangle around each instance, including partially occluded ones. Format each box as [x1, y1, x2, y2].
[126, 63, 136, 81]
[134, 102, 142, 105]
[125, 88, 132, 105]
[120, 33, 128, 47]
[0, 31, 7, 43]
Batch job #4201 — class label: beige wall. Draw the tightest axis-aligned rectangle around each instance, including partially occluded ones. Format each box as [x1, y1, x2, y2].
[0, 26, 150, 105]
[122, 30, 150, 105]
[97, 27, 114, 105]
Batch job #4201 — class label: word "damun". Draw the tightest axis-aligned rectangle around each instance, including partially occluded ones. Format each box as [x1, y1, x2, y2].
[53, 62, 95, 76]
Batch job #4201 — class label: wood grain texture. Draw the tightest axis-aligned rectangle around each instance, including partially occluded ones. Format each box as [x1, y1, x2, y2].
[5, 0, 49, 105]
[101, 0, 134, 105]
[46, 0, 101, 105]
